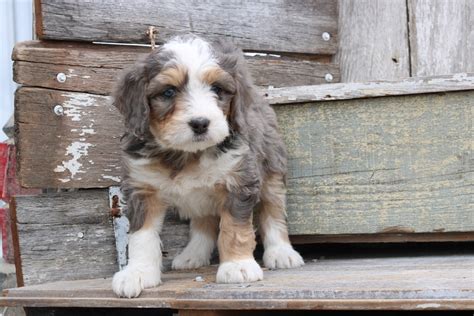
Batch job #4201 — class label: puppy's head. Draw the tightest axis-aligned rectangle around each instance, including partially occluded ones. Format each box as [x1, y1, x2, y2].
[114, 35, 251, 153]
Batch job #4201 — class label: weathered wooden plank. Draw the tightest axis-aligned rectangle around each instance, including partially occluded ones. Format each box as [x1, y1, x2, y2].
[2, 256, 474, 309]
[290, 232, 474, 244]
[408, 0, 474, 76]
[266, 73, 474, 104]
[14, 190, 191, 285]
[15, 87, 474, 235]
[15, 89, 122, 187]
[15, 190, 118, 286]
[36, 0, 338, 55]
[12, 41, 340, 93]
[333, 0, 410, 82]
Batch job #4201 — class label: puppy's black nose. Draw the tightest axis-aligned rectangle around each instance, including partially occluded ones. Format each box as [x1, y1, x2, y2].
[188, 117, 210, 135]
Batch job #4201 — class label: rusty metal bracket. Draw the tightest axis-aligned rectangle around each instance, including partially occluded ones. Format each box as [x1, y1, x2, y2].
[109, 186, 129, 270]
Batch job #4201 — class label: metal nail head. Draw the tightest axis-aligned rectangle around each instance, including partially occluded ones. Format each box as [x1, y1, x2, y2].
[322, 32, 331, 41]
[325, 73, 334, 82]
[56, 72, 67, 83]
[54, 105, 64, 116]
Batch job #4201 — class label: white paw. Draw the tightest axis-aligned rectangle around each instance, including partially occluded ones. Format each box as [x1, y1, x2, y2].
[263, 245, 304, 269]
[172, 250, 210, 270]
[216, 259, 263, 283]
[112, 266, 161, 298]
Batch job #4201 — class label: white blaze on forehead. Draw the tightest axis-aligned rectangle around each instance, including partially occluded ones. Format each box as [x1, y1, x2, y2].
[162, 36, 217, 75]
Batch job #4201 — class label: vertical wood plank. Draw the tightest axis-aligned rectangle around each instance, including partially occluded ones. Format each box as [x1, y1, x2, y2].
[408, 0, 474, 76]
[334, 0, 410, 82]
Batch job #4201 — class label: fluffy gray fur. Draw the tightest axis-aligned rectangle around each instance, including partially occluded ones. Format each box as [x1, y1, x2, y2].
[113, 35, 287, 231]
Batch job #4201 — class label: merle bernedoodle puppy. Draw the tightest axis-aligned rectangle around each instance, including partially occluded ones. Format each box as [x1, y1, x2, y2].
[112, 35, 304, 298]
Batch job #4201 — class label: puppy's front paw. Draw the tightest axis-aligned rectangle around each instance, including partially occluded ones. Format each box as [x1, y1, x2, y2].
[112, 267, 161, 298]
[172, 250, 210, 270]
[216, 259, 263, 283]
[263, 245, 304, 269]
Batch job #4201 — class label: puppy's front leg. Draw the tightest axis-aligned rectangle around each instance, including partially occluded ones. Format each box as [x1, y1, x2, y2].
[112, 193, 166, 298]
[216, 210, 263, 283]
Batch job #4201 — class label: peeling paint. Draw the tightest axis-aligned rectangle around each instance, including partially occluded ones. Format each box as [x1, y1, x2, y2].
[79, 128, 96, 136]
[66, 68, 78, 78]
[61, 92, 99, 121]
[54, 141, 93, 179]
[102, 175, 121, 182]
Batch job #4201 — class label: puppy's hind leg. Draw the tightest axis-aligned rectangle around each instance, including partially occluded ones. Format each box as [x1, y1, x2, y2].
[259, 174, 304, 269]
[112, 190, 166, 298]
[172, 215, 219, 270]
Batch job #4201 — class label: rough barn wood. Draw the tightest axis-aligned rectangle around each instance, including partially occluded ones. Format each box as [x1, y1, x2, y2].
[2, 256, 474, 311]
[34, 0, 338, 54]
[13, 75, 474, 233]
[12, 41, 339, 93]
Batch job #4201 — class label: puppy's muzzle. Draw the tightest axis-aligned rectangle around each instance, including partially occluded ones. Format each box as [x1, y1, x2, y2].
[188, 117, 210, 135]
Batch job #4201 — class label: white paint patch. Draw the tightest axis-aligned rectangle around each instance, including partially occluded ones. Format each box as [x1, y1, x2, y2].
[54, 141, 93, 179]
[61, 92, 98, 121]
[66, 68, 78, 78]
[79, 128, 95, 136]
[102, 175, 121, 182]
[416, 303, 441, 309]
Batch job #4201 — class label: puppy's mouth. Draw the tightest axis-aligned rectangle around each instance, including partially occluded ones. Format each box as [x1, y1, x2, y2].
[192, 134, 209, 142]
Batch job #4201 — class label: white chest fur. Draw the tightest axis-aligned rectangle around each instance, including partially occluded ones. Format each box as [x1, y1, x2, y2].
[126, 146, 246, 218]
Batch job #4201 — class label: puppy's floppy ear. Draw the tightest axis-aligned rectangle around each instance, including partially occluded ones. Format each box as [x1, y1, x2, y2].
[214, 40, 255, 134]
[113, 61, 149, 139]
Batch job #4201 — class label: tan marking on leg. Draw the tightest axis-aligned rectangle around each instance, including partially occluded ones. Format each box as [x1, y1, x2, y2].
[259, 174, 290, 245]
[259, 174, 304, 269]
[141, 191, 166, 230]
[218, 210, 256, 262]
[112, 188, 166, 297]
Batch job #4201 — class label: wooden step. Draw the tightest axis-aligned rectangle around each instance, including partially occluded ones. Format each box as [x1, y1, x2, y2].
[2, 255, 473, 311]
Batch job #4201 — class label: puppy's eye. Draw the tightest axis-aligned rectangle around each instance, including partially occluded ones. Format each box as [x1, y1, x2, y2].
[210, 85, 222, 95]
[162, 87, 176, 99]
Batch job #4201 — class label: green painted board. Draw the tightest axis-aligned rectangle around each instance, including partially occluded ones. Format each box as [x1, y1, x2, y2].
[275, 92, 473, 234]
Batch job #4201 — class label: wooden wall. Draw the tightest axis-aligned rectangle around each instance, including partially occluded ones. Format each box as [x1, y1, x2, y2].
[10, 0, 474, 286]
[335, 0, 474, 82]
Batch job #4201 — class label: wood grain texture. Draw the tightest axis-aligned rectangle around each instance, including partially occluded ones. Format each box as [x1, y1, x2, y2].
[36, 0, 338, 54]
[15, 88, 121, 188]
[266, 73, 474, 104]
[290, 232, 474, 244]
[12, 41, 340, 93]
[408, 0, 474, 76]
[333, 0, 410, 82]
[15, 87, 474, 235]
[15, 190, 118, 286]
[14, 190, 191, 285]
[2, 256, 474, 310]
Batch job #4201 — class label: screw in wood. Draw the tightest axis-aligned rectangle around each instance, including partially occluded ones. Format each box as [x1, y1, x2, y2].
[53, 105, 64, 116]
[56, 72, 67, 83]
[322, 32, 331, 41]
[325, 73, 334, 82]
